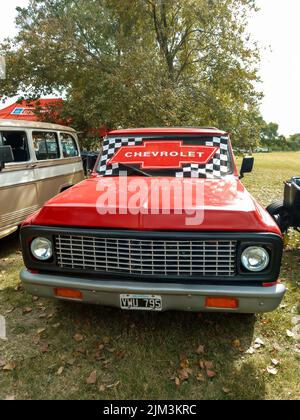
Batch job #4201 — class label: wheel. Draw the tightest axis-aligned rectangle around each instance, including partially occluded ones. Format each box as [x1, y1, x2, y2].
[266, 200, 290, 233]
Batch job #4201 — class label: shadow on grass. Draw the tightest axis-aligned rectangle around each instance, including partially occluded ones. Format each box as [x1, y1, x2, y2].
[45, 300, 264, 399]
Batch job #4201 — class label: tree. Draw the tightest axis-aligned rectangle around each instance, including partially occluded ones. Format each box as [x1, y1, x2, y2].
[0, 0, 263, 147]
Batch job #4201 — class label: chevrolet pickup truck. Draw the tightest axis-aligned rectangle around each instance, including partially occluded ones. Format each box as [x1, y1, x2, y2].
[20, 127, 285, 313]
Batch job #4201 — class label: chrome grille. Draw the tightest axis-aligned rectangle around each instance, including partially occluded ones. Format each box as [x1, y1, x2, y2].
[55, 235, 237, 277]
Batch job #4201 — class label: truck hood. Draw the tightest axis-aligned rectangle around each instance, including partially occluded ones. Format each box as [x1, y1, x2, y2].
[27, 176, 281, 233]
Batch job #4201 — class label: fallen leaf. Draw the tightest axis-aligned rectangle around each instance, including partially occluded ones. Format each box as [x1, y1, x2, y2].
[245, 347, 256, 355]
[196, 345, 205, 354]
[38, 314, 47, 319]
[206, 370, 216, 378]
[22, 307, 32, 314]
[286, 330, 295, 338]
[175, 377, 180, 387]
[73, 333, 84, 342]
[106, 381, 120, 389]
[39, 342, 49, 353]
[254, 338, 265, 346]
[3, 362, 16, 371]
[222, 387, 230, 394]
[99, 384, 106, 392]
[86, 370, 97, 384]
[199, 360, 205, 370]
[232, 339, 241, 348]
[177, 368, 190, 381]
[98, 344, 105, 351]
[204, 361, 213, 370]
[33, 296, 39, 302]
[116, 350, 126, 360]
[271, 359, 280, 366]
[180, 359, 189, 369]
[53, 323, 61, 329]
[107, 347, 116, 353]
[267, 366, 278, 375]
[57, 367, 64, 376]
[5, 308, 15, 314]
[196, 373, 205, 382]
[37, 328, 46, 335]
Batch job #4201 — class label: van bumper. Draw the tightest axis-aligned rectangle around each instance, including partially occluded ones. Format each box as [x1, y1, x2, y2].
[20, 269, 286, 314]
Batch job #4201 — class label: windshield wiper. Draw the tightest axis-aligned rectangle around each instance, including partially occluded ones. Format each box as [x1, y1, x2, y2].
[116, 163, 151, 177]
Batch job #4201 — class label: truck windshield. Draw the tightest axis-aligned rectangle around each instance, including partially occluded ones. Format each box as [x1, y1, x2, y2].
[97, 135, 234, 178]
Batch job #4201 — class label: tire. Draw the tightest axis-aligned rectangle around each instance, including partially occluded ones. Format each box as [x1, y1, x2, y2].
[266, 200, 290, 233]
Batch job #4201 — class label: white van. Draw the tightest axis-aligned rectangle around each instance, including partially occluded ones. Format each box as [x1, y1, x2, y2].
[0, 120, 84, 239]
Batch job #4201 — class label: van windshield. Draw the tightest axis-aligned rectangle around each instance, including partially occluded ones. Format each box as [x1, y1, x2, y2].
[97, 135, 233, 178]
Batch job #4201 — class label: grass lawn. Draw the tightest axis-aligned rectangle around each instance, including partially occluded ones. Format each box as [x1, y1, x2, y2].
[0, 151, 299, 400]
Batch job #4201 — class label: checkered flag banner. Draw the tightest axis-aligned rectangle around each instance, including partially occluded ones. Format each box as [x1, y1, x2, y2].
[98, 136, 230, 178]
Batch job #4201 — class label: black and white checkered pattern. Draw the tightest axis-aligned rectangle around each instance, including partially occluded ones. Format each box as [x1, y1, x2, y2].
[175, 137, 229, 179]
[98, 136, 230, 178]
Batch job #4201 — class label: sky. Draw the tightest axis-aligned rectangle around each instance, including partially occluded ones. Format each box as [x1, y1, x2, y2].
[0, 0, 300, 135]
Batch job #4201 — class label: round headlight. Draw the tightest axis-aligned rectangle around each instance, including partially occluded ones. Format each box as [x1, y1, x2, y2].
[241, 246, 270, 272]
[31, 237, 53, 261]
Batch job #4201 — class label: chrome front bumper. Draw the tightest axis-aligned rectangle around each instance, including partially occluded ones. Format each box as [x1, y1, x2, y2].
[20, 269, 286, 314]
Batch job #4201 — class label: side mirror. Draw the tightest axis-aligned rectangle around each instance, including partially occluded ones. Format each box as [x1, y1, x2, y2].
[0, 145, 14, 171]
[240, 156, 254, 179]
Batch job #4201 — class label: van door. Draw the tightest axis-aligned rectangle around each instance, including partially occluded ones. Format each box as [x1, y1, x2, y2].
[32, 130, 83, 206]
[0, 130, 38, 238]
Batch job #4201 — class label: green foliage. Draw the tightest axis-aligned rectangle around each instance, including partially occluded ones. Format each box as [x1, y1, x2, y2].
[0, 0, 263, 147]
[260, 122, 300, 151]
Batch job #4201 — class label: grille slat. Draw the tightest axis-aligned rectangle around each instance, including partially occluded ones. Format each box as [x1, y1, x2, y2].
[55, 235, 237, 277]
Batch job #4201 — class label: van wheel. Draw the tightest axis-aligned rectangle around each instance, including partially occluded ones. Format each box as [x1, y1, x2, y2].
[266, 200, 290, 233]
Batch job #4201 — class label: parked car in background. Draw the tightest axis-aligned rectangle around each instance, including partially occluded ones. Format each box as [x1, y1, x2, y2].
[20, 127, 285, 314]
[0, 120, 84, 239]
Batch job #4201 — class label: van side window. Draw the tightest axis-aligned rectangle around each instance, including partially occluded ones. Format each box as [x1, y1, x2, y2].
[60, 133, 79, 158]
[0, 131, 30, 162]
[33, 131, 60, 160]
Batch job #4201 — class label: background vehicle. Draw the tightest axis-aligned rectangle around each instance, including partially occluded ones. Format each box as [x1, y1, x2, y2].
[267, 177, 300, 233]
[0, 120, 84, 239]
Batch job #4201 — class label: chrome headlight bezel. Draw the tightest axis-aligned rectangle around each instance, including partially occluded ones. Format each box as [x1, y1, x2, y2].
[30, 237, 53, 261]
[241, 246, 270, 272]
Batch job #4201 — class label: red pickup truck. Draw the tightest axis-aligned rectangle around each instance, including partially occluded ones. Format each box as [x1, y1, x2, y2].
[20, 127, 285, 313]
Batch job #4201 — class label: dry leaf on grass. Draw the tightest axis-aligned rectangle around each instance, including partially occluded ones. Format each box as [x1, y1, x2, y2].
[267, 366, 278, 375]
[3, 362, 16, 371]
[73, 333, 84, 342]
[22, 307, 32, 314]
[86, 370, 97, 384]
[196, 373, 205, 382]
[206, 370, 216, 378]
[196, 345, 205, 354]
[39, 342, 49, 353]
[232, 339, 241, 348]
[37, 328, 46, 335]
[99, 384, 106, 392]
[175, 377, 180, 387]
[254, 338, 265, 346]
[106, 381, 120, 389]
[271, 359, 280, 366]
[286, 330, 295, 338]
[204, 361, 213, 370]
[57, 367, 64, 376]
[222, 387, 230, 394]
[177, 368, 192, 381]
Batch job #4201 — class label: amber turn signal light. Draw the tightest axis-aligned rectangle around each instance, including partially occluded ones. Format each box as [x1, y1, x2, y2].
[205, 296, 238, 309]
[54, 288, 83, 300]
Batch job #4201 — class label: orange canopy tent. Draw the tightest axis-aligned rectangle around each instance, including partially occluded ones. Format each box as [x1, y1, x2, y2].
[0, 98, 63, 122]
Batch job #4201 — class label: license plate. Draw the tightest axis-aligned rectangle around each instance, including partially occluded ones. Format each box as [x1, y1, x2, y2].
[120, 294, 162, 311]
